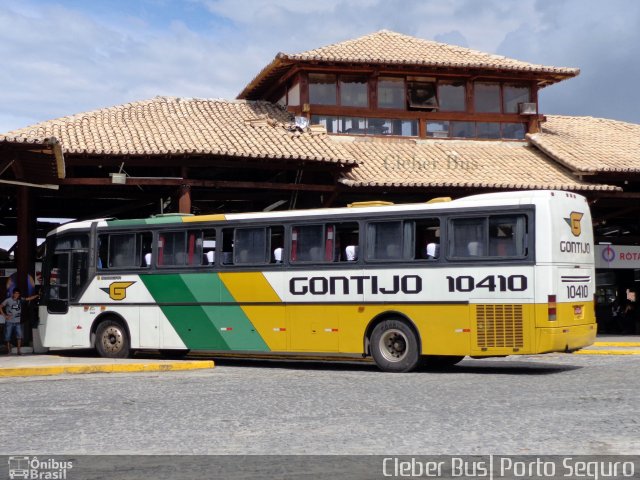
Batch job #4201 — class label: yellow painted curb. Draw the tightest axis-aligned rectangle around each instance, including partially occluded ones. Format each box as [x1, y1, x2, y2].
[0, 360, 214, 377]
[573, 350, 640, 356]
[593, 342, 640, 347]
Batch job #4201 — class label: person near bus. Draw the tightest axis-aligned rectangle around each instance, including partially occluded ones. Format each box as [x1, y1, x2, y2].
[1, 288, 39, 355]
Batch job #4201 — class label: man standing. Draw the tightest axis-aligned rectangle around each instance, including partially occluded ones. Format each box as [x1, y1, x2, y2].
[1, 288, 39, 355]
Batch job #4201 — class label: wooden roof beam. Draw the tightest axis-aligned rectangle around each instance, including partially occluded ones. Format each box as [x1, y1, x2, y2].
[59, 177, 336, 192]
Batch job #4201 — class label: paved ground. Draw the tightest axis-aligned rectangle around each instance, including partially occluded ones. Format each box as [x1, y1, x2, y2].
[0, 351, 638, 456]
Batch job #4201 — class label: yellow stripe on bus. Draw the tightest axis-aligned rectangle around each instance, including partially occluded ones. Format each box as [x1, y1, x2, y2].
[182, 214, 226, 223]
[220, 272, 287, 351]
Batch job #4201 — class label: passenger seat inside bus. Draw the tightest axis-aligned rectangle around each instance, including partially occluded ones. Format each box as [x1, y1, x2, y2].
[309, 246, 322, 262]
[345, 245, 358, 261]
[467, 241, 484, 256]
[425, 243, 439, 259]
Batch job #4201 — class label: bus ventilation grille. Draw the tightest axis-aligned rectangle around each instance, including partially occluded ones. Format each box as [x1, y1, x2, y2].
[476, 304, 524, 348]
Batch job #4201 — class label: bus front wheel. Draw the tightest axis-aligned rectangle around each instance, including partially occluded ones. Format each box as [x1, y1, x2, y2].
[370, 319, 420, 373]
[95, 320, 130, 358]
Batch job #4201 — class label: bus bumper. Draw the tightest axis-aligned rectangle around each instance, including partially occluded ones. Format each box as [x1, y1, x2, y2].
[535, 323, 597, 354]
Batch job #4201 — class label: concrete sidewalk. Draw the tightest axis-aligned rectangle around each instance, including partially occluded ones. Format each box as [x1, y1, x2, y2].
[1, 332, 637, 378]
[0, 352, 214, 377]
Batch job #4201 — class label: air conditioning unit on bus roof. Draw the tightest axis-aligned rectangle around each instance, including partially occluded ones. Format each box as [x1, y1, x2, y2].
[518, 102, 537, 115]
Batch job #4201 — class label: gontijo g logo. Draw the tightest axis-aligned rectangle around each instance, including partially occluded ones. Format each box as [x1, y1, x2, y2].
[560, 211, 590, 254]
[100, 281, 136, 301]
[564, 211, 584, 237]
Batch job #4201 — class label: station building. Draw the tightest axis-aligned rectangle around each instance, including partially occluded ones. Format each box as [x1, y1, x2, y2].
[1, 30, 639, 333]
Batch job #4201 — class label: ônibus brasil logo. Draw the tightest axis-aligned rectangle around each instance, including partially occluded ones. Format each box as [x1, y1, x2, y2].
[8, 456, 73, 479]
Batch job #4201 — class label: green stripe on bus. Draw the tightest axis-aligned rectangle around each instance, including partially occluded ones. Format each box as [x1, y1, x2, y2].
[140, 274, 229, 350]
[140, 273, 269, 351]
[107, 216, 186, 227]
[181, 274, 270, 351]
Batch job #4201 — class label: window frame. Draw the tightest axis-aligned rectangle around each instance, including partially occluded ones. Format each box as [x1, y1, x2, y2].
[364, 219, 414, 263]
[446, 212, 531, 262]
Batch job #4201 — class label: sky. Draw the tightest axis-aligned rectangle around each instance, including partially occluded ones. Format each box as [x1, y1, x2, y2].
[0, 0, 639, 134]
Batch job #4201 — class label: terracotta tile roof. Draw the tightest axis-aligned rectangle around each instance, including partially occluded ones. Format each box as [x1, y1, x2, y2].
[239, 30, 579, 99]
[1, 97, 355, 165]
[337, 137, 617, 192]
[528, 115, 640, 174]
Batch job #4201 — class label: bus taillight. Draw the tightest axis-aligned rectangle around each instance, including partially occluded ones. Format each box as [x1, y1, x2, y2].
[548, 295, 557, 321]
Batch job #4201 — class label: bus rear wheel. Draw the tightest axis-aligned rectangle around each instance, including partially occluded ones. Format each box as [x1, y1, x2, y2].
[95, 320, 130, 358]
[370, 319, 420, 373]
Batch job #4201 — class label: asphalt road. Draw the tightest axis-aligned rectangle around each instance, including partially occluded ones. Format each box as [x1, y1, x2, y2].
[0, 353, 638, 455]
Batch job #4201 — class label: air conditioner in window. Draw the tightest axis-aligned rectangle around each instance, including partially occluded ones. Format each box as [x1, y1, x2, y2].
[518, 102, 537, 115]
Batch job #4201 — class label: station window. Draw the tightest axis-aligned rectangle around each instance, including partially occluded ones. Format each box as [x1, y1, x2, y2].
[426, 121, 450, 138]
[309, 73, 337, 105]
[451, 121, 475, 138]
[407, 78, 438, 110]
[503, 84, 530, 113]
[287, 81, 300, 107]
[378, 77, 405, 109]
[477, 122, 501, 139]
[438, 81, 466, 112]
[340, 76, 368, 107]
[502, 123, 526, 140]
[311, 116, 417, 137]
[474, 82, 501, 113]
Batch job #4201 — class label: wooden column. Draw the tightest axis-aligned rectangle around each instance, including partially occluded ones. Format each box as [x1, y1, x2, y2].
[16, 186, 36, 345]
[178, 185, 191, 214]
[16, 186, 36, 294]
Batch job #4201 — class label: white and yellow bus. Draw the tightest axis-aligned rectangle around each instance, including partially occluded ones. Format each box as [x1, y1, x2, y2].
[38, 190, 596, 372]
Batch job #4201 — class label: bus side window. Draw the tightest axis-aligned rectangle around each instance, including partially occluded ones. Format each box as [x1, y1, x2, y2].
[201, 230, 216, 266]
[109, 234, 137, 267]
[97, 235, 109, 269]
[140, 232, 153, 267]
[270, 226, 285, 264]
[366, 221, 412, 261]
[221, 228, 234, 265]
[157, 231, 188, 267]
[291, 225, 325, 263]
[334, 222, 359, 262]
[449, 218, 486, 258]
[489, 215, 527, 257]
[233, 227, 268, 265]
[415, 218, 440, 260]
